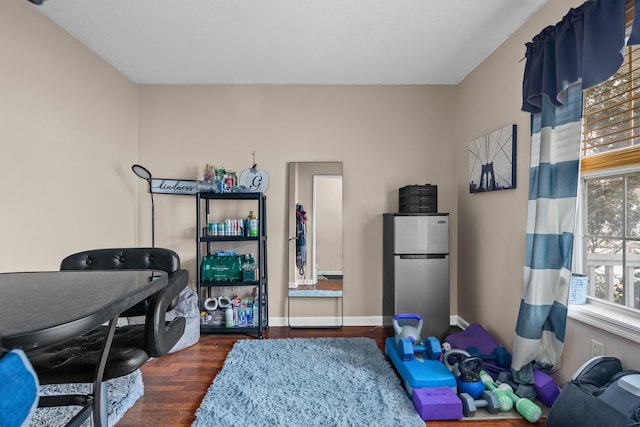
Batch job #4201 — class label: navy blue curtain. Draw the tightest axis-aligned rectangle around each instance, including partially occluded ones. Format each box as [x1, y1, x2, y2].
[522, 0, 630, 114]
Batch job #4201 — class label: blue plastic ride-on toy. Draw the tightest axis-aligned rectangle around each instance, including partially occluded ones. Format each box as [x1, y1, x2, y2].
[385, 314, 456, 397]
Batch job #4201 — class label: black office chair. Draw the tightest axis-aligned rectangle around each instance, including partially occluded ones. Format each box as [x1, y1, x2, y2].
[58, 247, 188, 356]
[27, 247, 188, 427]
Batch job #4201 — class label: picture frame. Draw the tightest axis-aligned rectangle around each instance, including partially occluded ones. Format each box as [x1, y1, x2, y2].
[468, 124, 517, 193]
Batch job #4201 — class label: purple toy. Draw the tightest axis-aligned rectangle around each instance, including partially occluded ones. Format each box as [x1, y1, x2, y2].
[532, 369, 560, 407]
[445, 323, 502, 354]
[412, 387, 462, 421]
[445, 323, 505, 378]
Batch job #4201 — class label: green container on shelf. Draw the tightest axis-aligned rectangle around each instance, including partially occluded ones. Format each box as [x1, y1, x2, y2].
[209, 255, 242, 282]
[200, 255, 213, 282]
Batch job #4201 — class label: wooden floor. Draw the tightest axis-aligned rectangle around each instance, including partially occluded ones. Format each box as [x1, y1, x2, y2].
[117, 326, 546, 427]
[292, 277, 343, 291]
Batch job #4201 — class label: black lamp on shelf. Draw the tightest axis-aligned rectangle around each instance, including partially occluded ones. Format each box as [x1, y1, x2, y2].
[132, 164, 155, 248]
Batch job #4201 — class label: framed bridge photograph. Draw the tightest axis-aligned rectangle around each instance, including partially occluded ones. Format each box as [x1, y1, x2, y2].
[468, 124, 517, 193]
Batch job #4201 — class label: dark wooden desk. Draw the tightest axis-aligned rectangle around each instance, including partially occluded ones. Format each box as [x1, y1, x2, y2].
[0, 270, 169, 427]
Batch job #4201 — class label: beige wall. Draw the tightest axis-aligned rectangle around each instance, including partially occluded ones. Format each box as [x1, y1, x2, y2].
[0, 1, 138, 272]
[456, 0, 640, 384]
[137, 85, 458, 321]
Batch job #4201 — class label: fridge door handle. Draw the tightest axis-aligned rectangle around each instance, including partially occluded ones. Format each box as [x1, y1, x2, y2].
[398, 254, 447, 259]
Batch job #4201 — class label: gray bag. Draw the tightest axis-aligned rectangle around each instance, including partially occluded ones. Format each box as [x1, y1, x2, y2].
[547, 356, 640, 426]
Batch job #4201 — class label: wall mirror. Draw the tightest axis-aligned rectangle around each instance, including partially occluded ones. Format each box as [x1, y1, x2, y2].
[288, 162, 343, 298]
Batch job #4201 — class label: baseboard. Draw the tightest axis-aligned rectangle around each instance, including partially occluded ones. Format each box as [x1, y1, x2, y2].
[269, 315, 469, 330]
[454, 315, 469, 330]
[317, 271, 343, 277]
[269, 316, 382, 327]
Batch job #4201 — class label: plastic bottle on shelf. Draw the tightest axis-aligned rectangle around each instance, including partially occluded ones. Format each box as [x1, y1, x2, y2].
[225, 305, 234, 328]
[224, 170, 236, 192]
[252, 299, 259, 327]
[242, 253, 256, 282]
[237, 306, 247, 326]
[249, 211, 258, 237]
[252, 253, 258, 279]
[243, 211, 250, 237]
[238, 218, 244, 237]
[245, 297, 253, 326]
[215, 168, 226, 193]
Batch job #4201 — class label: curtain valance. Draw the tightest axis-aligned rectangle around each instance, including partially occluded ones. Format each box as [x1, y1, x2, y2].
[522, 0, 631, 113]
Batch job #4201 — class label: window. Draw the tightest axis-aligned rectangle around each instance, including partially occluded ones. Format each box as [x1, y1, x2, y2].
[574, 1, 640, 341]
[583, 173, 640, 310]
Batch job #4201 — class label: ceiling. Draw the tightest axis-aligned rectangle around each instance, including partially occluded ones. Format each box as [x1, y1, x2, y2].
[32, 0, 546, 85]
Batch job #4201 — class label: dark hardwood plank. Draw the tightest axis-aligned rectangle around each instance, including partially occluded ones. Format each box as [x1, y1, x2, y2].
[117, 327, 545, 427]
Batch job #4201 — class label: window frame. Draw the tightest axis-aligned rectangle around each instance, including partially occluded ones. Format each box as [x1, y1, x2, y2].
[573, 165, 640, 344]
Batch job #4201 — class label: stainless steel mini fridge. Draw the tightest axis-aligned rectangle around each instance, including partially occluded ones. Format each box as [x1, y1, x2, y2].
[383, 213, 450, 340]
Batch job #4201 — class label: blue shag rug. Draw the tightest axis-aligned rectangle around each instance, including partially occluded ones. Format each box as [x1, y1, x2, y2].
[29, 369, 143, 427]
[192, 337, 423, 427]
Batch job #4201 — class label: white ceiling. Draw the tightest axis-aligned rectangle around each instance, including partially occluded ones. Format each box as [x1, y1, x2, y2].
[32, 0, 546, 85]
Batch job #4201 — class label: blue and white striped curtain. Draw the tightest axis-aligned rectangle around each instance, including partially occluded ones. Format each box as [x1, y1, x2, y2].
[512, 84, 582, 378]
[513, 0, 632, 381]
